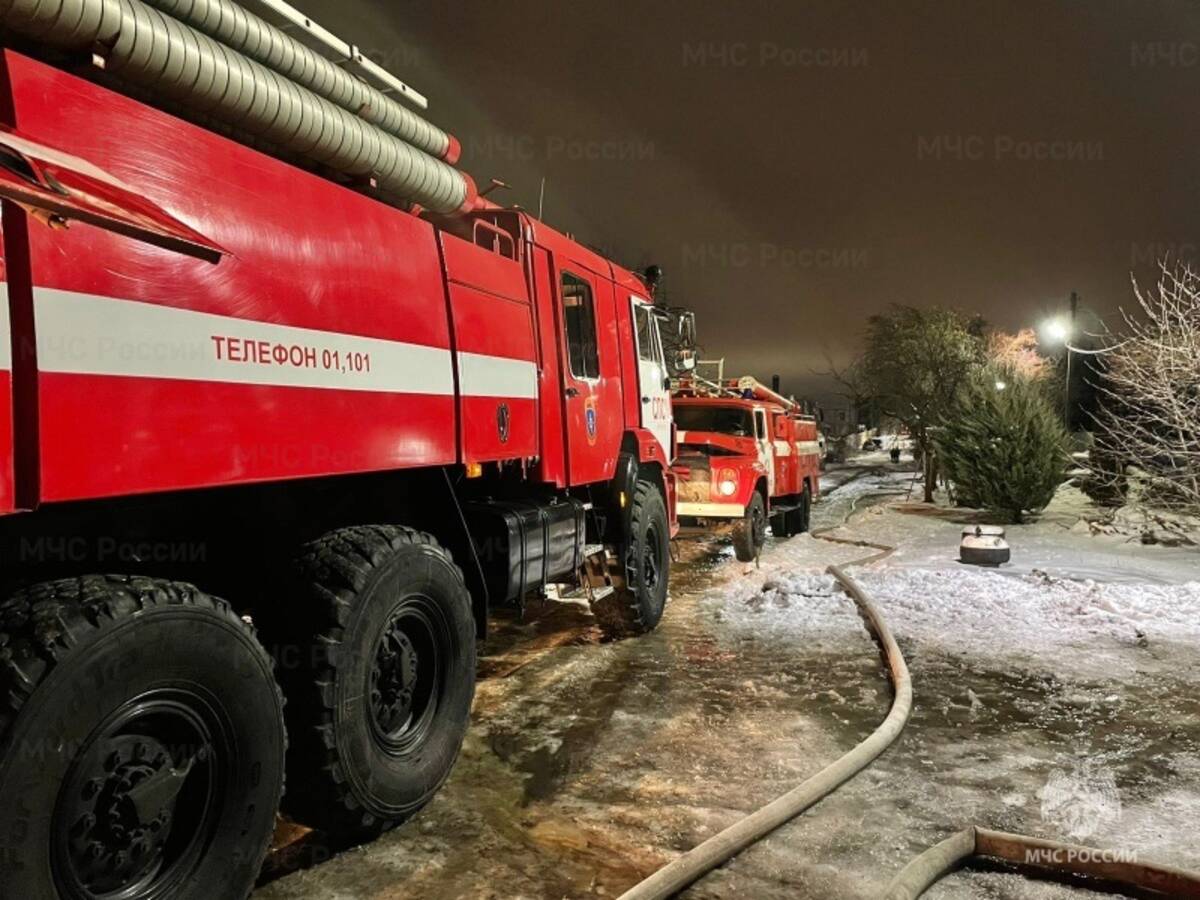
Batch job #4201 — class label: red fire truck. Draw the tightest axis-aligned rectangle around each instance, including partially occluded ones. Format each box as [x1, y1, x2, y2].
[0, 3, 678, 895]
[674, 377, 821, 561]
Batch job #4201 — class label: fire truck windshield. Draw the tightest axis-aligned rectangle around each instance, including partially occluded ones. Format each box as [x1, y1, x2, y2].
[674, 406, 755, 437]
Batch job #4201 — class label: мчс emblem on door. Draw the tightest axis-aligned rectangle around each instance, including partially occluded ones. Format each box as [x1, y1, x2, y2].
[496, 403, 510, 443]
[584, 395, 598, 445]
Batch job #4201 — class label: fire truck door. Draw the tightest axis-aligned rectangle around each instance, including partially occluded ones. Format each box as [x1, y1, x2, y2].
[632, 299, 671, 455]
[555, 267, 620, 486]
[754, 407, 775, 495]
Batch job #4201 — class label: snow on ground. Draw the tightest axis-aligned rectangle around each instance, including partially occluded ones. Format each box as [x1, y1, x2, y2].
[694, 461, 1200, 887]
[751, 471, 1200, 680]
[844, 482, 1200, 585]
[859, 568, 1200, 675]
[716, 563, 1200, 679]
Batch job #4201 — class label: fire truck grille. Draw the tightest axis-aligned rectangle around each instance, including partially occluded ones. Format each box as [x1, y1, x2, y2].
[676, 456, 712, 504]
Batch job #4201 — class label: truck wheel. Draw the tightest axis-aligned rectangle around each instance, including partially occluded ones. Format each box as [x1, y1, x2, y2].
[732, 491, 767, 561]
[266, 526, 475, 843]
[592, 480, 670, 637]
[797, 484, 813, 533]
[0, 576, 285, 900]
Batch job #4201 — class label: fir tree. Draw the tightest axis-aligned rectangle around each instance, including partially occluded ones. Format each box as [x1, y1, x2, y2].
[936, 367, 1068, 523]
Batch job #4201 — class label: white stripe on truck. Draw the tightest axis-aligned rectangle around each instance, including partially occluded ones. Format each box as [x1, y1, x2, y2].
[0, 283, 10, 370]
[457, 351, 538, 400]
[31, 287, 537, 400]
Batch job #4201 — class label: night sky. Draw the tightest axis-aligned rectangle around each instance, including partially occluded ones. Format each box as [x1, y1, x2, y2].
[308, 0, 1198, 402]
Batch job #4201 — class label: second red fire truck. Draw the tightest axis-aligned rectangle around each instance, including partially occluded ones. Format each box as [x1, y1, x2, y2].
[673, 377, 822, 561]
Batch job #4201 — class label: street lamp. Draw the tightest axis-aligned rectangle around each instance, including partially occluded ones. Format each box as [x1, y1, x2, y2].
[1043, 319, 1069, 343]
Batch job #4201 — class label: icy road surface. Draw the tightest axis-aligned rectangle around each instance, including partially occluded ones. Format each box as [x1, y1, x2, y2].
[257, 461, 1200, 899]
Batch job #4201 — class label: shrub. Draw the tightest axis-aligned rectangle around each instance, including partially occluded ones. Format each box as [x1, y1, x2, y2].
[936, 368, 1068, 523]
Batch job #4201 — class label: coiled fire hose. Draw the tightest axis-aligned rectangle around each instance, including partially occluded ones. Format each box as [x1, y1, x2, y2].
[620, 484, 1200, 899]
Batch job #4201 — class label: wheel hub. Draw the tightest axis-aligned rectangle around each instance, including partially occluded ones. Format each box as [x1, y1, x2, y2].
[53, 694, 223, 900]
[642, 526, 661, 591]
[367, 603, 444, 754]
[65, 735, 177, 893]
[371, 623, 420, 735]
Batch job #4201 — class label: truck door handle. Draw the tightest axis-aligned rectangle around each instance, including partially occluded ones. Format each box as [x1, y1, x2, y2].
[565, 387, 580, 398]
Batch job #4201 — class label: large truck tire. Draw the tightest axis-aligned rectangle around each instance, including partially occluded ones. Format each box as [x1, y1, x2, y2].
[0, 575, 285, 900]
[798, 484, 813, 533]
[732, 491, 767, 561]
[592, 480, 670, 637]
[263, 525, 475, 843]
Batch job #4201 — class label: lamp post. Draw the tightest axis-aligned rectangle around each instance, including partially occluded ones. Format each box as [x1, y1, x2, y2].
[1042, 291, 1078, 429]
[1065, 291, 1078, 427]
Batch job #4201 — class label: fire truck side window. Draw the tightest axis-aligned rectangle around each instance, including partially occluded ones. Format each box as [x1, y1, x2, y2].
[635, 305, 655, 362]
[561, 272, 600, 379]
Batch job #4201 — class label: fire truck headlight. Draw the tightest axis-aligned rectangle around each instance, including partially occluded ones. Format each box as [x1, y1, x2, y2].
[717, 469, 738, 497]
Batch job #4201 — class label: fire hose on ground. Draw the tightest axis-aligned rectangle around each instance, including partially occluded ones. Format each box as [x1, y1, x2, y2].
[883, 826, 1200, 898]
[617, 499, 908, 900]
[619, 483, 1200, 899]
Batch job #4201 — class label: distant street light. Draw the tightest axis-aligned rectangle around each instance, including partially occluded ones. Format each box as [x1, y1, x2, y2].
[1043, 319, 1070, 343]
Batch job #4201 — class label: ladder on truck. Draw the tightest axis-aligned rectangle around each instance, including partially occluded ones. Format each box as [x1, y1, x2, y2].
[673, 358, 742, 397]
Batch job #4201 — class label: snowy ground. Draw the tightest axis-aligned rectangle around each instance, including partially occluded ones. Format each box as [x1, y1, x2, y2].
[256, 459, 1200, 899]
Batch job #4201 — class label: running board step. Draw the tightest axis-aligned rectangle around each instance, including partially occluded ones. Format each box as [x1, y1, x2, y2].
[559, 584, 615, 602]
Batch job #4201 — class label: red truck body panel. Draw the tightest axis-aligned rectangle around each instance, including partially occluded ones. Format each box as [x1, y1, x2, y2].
[0, 51, 672, 511]
[4, 52, 459, 502]
[440, 232, 538, 465]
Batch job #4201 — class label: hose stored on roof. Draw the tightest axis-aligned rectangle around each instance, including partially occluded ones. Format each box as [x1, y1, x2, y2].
[140, 0, 460, 163]
[0, 0, 476, 214]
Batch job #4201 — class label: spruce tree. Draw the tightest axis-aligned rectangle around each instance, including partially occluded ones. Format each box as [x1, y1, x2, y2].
[936, 367, 1068, 523]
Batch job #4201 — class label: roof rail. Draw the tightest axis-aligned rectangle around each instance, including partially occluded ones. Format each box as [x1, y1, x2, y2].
[250, 0, 429, 109]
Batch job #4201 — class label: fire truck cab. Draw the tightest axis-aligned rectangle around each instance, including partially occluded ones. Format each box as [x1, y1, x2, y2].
[673, 377, 821, 561]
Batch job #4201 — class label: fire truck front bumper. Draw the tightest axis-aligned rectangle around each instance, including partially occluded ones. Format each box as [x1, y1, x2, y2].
[677, 501, 744, 519]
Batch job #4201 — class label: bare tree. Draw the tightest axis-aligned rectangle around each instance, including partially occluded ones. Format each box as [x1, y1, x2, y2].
[987, 328, 1052, 382]
[1092, 262, 1200, 513]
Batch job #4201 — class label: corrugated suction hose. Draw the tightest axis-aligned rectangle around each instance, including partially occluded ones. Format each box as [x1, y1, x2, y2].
[0, 0, 474, 214]
[140, 0, 459, 162]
